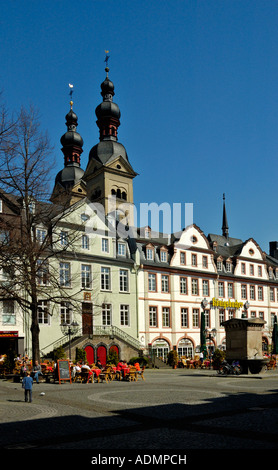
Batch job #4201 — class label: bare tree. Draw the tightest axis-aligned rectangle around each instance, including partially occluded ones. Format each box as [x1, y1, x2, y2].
[0, 105, 85, 362]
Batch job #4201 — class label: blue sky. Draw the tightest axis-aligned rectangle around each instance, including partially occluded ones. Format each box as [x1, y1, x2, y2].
[1, 0, 278, 252]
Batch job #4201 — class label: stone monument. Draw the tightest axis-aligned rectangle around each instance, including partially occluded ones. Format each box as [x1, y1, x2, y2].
[222, 317, 268, 374]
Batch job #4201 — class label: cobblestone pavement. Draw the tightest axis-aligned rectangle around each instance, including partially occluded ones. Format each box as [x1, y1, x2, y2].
[1, 368, 278, 461]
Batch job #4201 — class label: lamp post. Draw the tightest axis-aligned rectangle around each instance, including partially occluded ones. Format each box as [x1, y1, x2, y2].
[205, 328, 217, 368]
[60, 321, 79, 360]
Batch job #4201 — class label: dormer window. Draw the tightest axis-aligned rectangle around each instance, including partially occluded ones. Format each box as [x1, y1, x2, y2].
[160, 249, 167, 262]
[217, 260, 222, 271]
[145, 228, 151, 239]
[146, 247, 154, 261]
[226, 262, 232, 273]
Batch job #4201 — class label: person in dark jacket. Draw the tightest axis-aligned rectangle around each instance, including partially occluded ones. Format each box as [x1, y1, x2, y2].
[22, 372, 33, 402]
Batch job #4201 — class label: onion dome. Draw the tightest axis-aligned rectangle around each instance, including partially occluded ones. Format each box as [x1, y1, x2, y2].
[60, 103, 84, 149]
[56, 100, 84, 189]
[94, 67, 121, 142]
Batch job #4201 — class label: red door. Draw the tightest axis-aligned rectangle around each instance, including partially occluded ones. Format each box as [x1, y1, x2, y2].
[84, 345, 94, 365]
[97, 345, 107, 366]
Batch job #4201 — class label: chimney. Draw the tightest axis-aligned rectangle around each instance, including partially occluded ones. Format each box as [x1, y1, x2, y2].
[269, 241, 278, 259]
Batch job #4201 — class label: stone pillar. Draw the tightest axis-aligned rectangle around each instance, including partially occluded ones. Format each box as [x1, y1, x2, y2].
[222, 318, 267, 374]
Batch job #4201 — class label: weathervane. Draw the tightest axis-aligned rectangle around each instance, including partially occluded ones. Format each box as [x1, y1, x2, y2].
[104, 50, 110, 67]
[104, 50, 110, 77]
[69, 83, 74, 108]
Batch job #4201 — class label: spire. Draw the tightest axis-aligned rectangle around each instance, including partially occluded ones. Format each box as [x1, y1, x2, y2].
[95, 53, 121, 142]
[222, 193, 229, 238]
[60, 85, 84, 168]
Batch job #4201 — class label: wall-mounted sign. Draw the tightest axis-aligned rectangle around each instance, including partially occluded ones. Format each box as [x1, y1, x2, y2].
[83, 292, 91, 301]
[0, 331, 18, 337]
[212, 298, 243, 309]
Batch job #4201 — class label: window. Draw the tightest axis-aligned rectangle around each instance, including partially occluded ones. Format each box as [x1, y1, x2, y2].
[204, 310, 210, 328]
[119, 269, 129, 292]
[250, 264, 254, 276]
[217, 260, 222, 271]
[60, 301, 71, 325]
[160, 250, 167, 262]
[60, 231, 68, 246]
[118, 242, 126, 256]
[250, 285, 255, 300]
[2, 300, 15, 325]
[181, 308, 188, 327]
[226, 262, 232, 273]
[202, 256, 208, 268]
[192, 278, 199, 295]
[192, 254, 197, 266]
[81, 234, 89, 250]
[148, 273, 156, 291]
[162, 307, 170, 327]
[146, 248, 154, 260]
[258, 266, 262, 277]
[241, 263, 246, 275]
[102, 238, 109, 253]
[218, 282, 224, 297]
[81, 264, 92, 289]
[81, 213, 90, 223]
[101, 267, 111, 290]
[38, 300, 50, 325]
[193, 309, 199, 327]
[120, 304, 129, 326]
[0, 231, 9, 244]
[149, 306, 157, 327]
[219, 309, 225, 325]
[228, 309, 235, 320]
[161, 275, 169, 293]
[228, 282, 234, 298]
[258, 286, 263, 301]
[36, 229, 46, 243]
[180, 277, 187, 294]
[59, 262, 71, 287]
[241, 284, 247, 299]
[180, 252, 186, 265]
[270, 288, 275, 302]
[37, 259, 48, 286]
[102, 303, 111, 326]
[202, 280, 209, 296]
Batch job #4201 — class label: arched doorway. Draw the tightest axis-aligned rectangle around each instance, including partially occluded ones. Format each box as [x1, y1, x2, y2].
[84, 345, 94, 365]
[177, 338, 194, 358]
[152, 338, 170, 362]
[109, 344, 119, 359]
[97, 345, 107, 366]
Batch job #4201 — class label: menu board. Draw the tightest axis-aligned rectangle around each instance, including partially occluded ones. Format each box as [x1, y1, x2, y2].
[57, 360, 72, 384]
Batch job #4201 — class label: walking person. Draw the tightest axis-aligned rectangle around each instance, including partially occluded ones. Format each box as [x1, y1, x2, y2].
[22, 371, 33, 403]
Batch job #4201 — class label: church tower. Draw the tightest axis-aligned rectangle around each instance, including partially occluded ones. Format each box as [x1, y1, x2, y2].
[83, 63, 137, 225]
[51, 99, 86, 206]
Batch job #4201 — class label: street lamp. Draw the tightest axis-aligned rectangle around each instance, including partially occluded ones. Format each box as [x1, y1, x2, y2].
[205, 328, 217, 368]
[60, 321, 79, 360]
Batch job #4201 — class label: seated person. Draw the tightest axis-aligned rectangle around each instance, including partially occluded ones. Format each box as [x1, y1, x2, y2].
[32, 360, 43, 383]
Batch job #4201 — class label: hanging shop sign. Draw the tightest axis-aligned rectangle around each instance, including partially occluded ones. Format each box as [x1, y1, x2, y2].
[212, 298, 243, 309]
